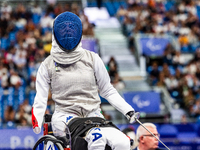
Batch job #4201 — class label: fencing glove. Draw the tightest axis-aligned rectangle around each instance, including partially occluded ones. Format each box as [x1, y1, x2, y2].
[126, 111, 140, 123]
[32, 108, 41, 134]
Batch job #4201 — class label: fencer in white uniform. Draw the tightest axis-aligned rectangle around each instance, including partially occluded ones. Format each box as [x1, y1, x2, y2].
[32, 11, 139, 150]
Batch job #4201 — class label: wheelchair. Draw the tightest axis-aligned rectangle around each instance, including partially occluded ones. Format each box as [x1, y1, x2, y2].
[33, 114, 128, 150]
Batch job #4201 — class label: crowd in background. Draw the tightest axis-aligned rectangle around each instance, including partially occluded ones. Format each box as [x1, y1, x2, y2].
[0, 1, 97, 127]
[116, 0, 200, 119]
[0, 0, 124, 127]
[2, 0, 200, 127]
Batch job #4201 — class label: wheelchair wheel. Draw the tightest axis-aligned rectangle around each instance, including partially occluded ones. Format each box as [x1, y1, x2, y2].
[33, 135, 64, 150]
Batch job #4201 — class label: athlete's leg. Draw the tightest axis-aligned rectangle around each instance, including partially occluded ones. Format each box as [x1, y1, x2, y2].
[51, 111, 79, 136]
[85, 127, 107, 150]
[86, 109, 130, 150]
[101, 127, 130, 150]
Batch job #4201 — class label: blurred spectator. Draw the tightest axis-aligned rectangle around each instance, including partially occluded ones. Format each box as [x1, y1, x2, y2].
[28, 71, 36, 91]
[183, 61, 197, 75]
[4, 106, 15, 123]
[23, 99, 32, 114]
[161, 63, 171, 78]
[25, 32, 36, 45]
[174, 68, 183, 81]
[107, 56, 118, 70]
[184, 88, 195, 109]
[149, 61, 160, 85]
[17, 117, 29, 128]
[116, 5, 127, 22]
[5, 46, 17, 66]
[47, 0, 57, 6]
[190, 99, 200, 117]
[13, 48, 27, 71]
[26, 43, 37, 62]
[164, 74, 179, 93]
[9, 69, 22, 89]
[195, 67, 200, 80]
[179, 33, 189, 52]
[148, 0, 156, 9]
[112, 72, 125, 91]
[25, 19, 36, 32]
[106, 56, 125, 91]
[0, 62, 9, 88]
[107, 56, 118, 80]
[39, 12, 54, 29]
[71, 2, 80, 15]
[31, 3, 42, 15]
[1, 1, 12, 20]
[156, 72, 166, 87]
[15, 99, 32, 126]
[15, 105, 27, 125]
[193, 47, 200, 61]
[80, 12, 95, 36]
[162, 45, 174, 66]
[83, 19, 95, 36]
[122, 14, 134, 37]
[14, 4, 29, 28]
[172, 51, 185, 68]
[54, 3, 65, 16]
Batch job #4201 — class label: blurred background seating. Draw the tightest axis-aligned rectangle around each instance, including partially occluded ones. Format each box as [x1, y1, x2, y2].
[1, 0, 200, 149]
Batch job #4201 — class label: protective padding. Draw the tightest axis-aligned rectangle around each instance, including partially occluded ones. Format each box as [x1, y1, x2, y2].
[53, 12, 82, 51]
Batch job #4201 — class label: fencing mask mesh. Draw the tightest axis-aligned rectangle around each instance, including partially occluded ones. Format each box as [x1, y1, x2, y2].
[53, 12, 82, 51]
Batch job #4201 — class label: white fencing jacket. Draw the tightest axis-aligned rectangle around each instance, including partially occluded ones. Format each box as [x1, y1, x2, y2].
[32, 35, 134, 134]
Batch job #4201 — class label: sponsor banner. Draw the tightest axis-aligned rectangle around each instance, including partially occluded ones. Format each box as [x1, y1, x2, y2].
[166, 143, 200, 150]
[123, 91, 160, 113]
[0, 128, 42, 149]
[140, 38, 169, 56]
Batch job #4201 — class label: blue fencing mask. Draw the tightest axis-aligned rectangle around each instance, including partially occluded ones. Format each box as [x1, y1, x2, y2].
[53, 12, 82, 52]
